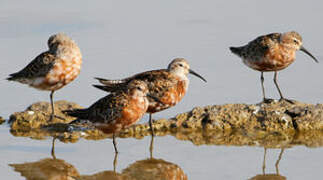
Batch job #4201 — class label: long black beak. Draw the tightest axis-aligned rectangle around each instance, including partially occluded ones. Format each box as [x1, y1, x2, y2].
[189, 69, 207, 82]
[147, 94, 163, 104]
[300, 46, 319, 63]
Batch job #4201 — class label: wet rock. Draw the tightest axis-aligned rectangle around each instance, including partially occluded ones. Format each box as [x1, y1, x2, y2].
[116, 100, 323, 140]
[170, 129, 323, 148]
[9, 100, 83, 130]
[8, 100, 323, 146]
[171, 100, 323, 132]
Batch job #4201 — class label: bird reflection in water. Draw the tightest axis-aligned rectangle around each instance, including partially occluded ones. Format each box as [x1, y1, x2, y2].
[9, 136, 187, 180]
[9, 137, 80, 180]
[149, 134, 154, 159]
[51, 137, 57, 160]
[249, 148, 286, 180]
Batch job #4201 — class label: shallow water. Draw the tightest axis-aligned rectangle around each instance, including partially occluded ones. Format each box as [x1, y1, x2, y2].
[1, 0, 323, 179]
[2, 125, 323, 180]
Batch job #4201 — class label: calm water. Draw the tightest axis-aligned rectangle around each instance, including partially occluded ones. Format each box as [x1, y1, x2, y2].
[0, 0, 322, 179]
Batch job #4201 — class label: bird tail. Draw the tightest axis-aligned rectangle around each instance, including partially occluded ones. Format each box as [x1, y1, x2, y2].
[95, 77, 126, 85]
[63, 108, 89, 122]
[6, 76, 15, 81]
[229, 46, 243, 57]
[92, 84, 121, 92]
[6, 72, 21, 81]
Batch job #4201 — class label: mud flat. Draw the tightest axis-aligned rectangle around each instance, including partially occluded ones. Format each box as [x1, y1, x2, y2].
[7, 100, 323, 147]
[168, 100, 323, 132]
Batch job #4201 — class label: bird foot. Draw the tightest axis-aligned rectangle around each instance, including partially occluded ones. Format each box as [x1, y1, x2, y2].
[48, 114, 66, 122]
[262, 98, 275, 104]
[279, 98, 295, 104]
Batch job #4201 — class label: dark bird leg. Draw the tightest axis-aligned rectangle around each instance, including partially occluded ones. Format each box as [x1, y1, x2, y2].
[262, 148, 267, 175]
[273, 71, 284, 99]
[48, 90, 65, 121]
[113, 150, 118, 172]
[51, 137, 57, 160]
[149, 113, 155, 137]
[273, 72, 294, 104]
[275, 148, 285, 175]
[261, 72, 274, 103]
[149, 134, 154, 159]
[49, 91, 55, 121]
[112, 133, 118, 154]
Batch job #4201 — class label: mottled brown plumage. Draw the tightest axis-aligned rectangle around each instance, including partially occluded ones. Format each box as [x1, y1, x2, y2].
[65, 80, 152, 153]
[7, 33, 82, 120]
[93, 58, 207, 136]
[230, 31, 318, 102]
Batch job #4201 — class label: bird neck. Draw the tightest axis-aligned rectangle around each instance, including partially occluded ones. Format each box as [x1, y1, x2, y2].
[170, 69, 188, 81]
[51, 44, 82, 60]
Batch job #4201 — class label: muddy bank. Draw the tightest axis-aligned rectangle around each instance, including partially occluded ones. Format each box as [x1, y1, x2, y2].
[170, 100, 323, 132]
[9, 101, 83, 130]
[8, 100, 323, 147]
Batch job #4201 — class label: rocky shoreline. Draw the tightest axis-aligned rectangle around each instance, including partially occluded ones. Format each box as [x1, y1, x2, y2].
[6, 100, 323, 147]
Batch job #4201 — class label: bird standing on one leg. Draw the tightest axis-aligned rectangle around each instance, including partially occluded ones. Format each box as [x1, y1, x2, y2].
[65, 80, 158, 153]
[7, 33, 82, 121]
[230, 31, 318, 103]
[93, 58, 207, 136]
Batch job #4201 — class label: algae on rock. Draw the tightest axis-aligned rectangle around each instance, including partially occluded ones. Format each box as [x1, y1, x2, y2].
[7, 100, 323, 148]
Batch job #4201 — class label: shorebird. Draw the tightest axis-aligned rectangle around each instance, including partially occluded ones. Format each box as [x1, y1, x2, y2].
[230, 31, 318, 103]
[93, 58, 207, 136]
[65, 80, 158, 153]
[7, 33, 82, 121]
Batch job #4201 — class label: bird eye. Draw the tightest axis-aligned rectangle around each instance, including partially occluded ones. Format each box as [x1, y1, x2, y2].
[179, 64, 183, 67]
[293, 39, 298, 44]
[137, 87, 142, 91]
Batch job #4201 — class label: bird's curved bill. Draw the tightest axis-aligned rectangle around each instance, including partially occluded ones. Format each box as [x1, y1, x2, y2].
[147, 94, 163, 104]
[300, 46, 319, 63]
[189, 69, 207, 82]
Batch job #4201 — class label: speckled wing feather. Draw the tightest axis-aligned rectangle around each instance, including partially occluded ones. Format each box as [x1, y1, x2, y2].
[244, 33, 281, 61]
[94, 69, 178, 101]
[231, 33, 281, 62]
[143, 71, 178, 101]
[65, 91, 128, 124]
[95, 69, 167, 86]
[7, 52, 56, 80]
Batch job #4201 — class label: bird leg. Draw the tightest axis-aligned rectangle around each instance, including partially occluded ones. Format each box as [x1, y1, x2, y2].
[48, 91, 66, 121]
[260, 72, 274, 103]
[149, 113, 155, 137]
[273, 72, 294, 104]
[262, 148, 267, 175]
[275, 148, 285, 175]
[149, 134, 154, 159]
[51, 137, 57, 160]
[112, 133, 118, 154]
[113, 149, 118, 172]
[49, 91, 55, 121]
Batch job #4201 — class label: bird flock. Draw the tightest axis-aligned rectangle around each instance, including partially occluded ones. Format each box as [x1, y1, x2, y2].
[7, 31, 318, 152]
